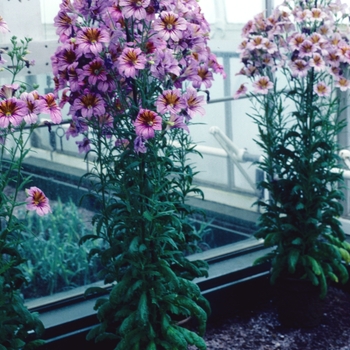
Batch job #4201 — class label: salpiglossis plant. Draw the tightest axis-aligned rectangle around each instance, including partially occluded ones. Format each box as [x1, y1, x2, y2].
[52, 0, 224, 349]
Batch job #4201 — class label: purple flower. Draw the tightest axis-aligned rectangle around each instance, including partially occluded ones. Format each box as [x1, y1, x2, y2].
[134, 108, 162, 139]
[134, 135, 147, 154]
[119, 0, 150, 20]
[166, 114, 189, 133]
[118, 47, 147, 78]
[41, 93, 62, 124]
[72, 91, 106, 118]
[153, 11, 187, 41]
[25, 187, 52, 216]
[76, 137, 91, 153]
[75, 27, 110, 56]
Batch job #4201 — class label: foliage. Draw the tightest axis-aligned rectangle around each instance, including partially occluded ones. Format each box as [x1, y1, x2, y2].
[18, 198, 102, 299]
[236, 0, 350, 298]
[52, 0, 224, 348]
[0, 18, 61, 349]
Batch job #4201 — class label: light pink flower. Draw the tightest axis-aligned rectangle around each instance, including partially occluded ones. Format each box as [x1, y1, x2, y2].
[252, 76, 273, 94]
[290, 59, 309, 77]
[119, 0, 150, 20]
[309, 53, 326, 72]
[0, 84, 20, 99]
[314, 82, 330, 97]
[25, 187, 52, 216]
[298, 40, 316, 58]
[0, 16, 9, 33]
[153, 11, 187, 41]
[118, 47, 147, 78]
[233, 83, 248, 99]
[134, 109, 162, 139]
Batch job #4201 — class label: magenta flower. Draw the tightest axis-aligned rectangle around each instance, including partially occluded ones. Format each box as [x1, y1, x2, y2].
[153, 11, 187, 41]
[72, 92, 106, 118]
[156, 89, 186, 115]
[134, 109, 162, 139]
[41, 93, 62, 124]
[252, 76, 273, 94]
[314, 82, 331, 97]
[118, 47, 147, 78]
[75, 27, 110, 56]
[119, 0, 150, 20]
[25, 187, 52, 216]
[0, 98, 27, 128]
[183, 87, 205, 118]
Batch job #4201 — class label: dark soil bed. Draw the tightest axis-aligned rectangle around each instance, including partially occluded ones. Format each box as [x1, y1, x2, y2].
[190, 286, 350, 350]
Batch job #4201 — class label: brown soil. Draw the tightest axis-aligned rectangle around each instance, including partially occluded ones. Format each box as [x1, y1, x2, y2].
[191, 286, 350, 350]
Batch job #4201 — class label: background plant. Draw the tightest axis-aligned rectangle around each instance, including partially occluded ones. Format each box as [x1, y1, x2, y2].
[52, 0, 224, 349]
[0, 16, 61, 349]
[18, 198, 102, 299]
[236, 0, 350, 298]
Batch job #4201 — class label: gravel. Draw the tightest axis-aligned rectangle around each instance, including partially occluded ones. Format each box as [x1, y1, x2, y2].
[189, 286, 350, 350]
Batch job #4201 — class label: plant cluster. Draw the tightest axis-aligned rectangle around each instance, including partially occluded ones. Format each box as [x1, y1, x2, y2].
[51, 0, 224, 349]
[19, 198, 102, 299]
[236, 0, 350, 298]
[0, 17, 62, 349]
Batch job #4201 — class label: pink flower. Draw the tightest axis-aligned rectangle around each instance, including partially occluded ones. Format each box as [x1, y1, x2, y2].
[118, 47, 147, 78]
[252, 76, 273, 94]
[0, 84, 20, 99]
[119, 0, 150, 20]
[314, 82, 330, 97]
[233, 83, 248, 99]
[153, 11, 187, 41]
[0, 98, 27, 128]
[155, 89, 186, 115]
[134, 109, 162, 139]
[41, 93, 62, 124]
[25, 187, 52, 216]
[309, 53, 325, 72]
[192, 65, 214, 89]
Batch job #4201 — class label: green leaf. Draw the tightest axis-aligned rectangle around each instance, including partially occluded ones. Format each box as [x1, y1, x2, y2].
[288, 249, 300, 274]
[304, 255, 322, 276]
[137, 292, 149, 325]
[146, 341, 157, 350]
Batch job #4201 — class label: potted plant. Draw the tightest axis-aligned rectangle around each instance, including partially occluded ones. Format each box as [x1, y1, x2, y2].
[0, 17, 62, 349]
[51, 0, 224, 348]
[235, 0, 350, 327]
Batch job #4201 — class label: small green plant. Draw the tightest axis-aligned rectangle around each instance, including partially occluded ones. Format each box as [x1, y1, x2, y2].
[19, 198, 103, 299]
